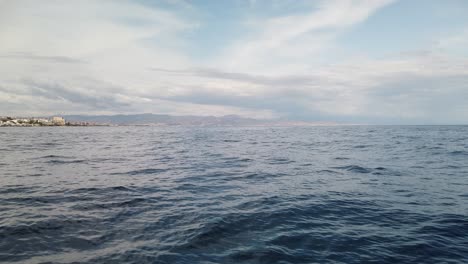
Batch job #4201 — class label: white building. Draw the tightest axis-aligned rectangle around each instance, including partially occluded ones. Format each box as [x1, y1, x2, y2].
[52, 117, 65, 126]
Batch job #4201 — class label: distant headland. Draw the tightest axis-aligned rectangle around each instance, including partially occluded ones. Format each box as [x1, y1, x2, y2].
[0, 116, 105, 127]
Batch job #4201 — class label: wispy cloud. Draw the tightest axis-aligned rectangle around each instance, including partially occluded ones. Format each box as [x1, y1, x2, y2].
[0, 52, 86, 64]
[217, 0, 396, 73]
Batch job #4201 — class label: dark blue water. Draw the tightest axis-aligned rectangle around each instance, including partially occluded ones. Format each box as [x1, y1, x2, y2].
[1, 126, 468, 263]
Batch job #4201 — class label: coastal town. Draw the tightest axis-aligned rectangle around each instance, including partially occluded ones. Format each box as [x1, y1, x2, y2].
[0, 116, 98, 127]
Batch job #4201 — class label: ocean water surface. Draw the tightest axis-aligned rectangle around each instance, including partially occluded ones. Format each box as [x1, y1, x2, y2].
[1, 126, 467, 263]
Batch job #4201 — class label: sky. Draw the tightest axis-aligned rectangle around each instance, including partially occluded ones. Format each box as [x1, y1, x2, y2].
[0, 0, 468, 124]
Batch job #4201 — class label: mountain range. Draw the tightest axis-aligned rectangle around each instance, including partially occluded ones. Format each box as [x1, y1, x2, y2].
[63, 114, 338, 126]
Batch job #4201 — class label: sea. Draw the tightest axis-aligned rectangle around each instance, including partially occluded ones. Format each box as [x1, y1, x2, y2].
[1, 126, 467, 264]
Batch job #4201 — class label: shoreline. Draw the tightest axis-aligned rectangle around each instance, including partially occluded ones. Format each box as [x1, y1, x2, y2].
[0, 116, 108, 127]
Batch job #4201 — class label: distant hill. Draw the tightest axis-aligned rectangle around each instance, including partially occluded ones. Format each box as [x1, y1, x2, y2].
[63, 114, 262, 126]
[62, 113, 339, 126]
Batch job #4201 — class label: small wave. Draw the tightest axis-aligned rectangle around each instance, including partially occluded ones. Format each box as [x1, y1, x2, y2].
[179, 216, 253, 251]
[68, 187, 100, 193]
[0, 186, 37, 194]
[114, 197, 147, 207]
[47, 159, 87, 164]
[438, 165, 460, 169]
[353, 144, 371, 149]
[0, 217, 91, 237]
[332, 165, 372, 174]
[68, 186, 136, 195]
[242, 172, 286, 180]
[40, 155, 72, 159]
[448, 150, 468, 156]
[228, 247, 298, 263]
[220, 157, 254, 167]
[111, 186, 134, 191]
[4, 197, 51, 205]
[334, 157, 350, 160]
[73, 196, 150, 212]
[316, 169, 342, 174]
[111, 168, 168, 175]
[331, 165, 402, 176]
[268, 158, 295, 165]
[39, 142, 62, 147]
[27, 173, 43, 177]
[371, 167, 391, 175]
[223, 139, 240, 143]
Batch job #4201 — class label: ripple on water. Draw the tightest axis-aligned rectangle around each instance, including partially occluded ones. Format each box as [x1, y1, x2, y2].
[111, 168, 169, 175]
[1, 126, 467, 263]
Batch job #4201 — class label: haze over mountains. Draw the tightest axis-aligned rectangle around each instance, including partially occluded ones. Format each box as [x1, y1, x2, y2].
[63, 114, 337, 126]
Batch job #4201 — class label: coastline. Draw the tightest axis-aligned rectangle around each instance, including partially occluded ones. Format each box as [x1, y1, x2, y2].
[0, 116, 107, 127]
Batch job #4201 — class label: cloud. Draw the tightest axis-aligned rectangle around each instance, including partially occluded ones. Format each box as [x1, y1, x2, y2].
[20, 79, 130, 109]
[149, 67, 325, 87]
[215, 0, 396, 74]
[148, 51, 468, 124]
[0, 52, 86, 64]
[0, 0, 467, 124]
